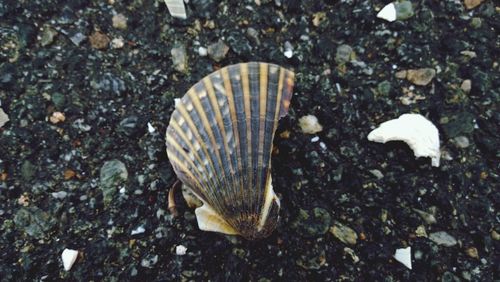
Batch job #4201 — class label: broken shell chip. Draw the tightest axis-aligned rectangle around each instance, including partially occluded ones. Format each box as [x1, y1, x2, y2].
[165, 62, 295, 239]
[367, 113, 440, 167]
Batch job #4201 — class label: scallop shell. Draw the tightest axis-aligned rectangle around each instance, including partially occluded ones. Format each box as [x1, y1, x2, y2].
[165, 62, 295, 239]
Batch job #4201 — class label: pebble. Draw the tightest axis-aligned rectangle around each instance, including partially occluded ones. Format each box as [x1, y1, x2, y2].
[69, 32, 86, 46]
[330, 222, 358, 245]
[283, 41, 293, 58]
[415, 225, 428, 237]
[40, 26, 57, 46]
[377, 3, 396, 22]
[453, 136, 470, 148]
[369, 169, 384, 180]
[335, 44, 353, 65]
[61, 249, 79, 271]
[131, 225, 145, 235]
[429, 231, 458, 247]
[464, 0, 484, 9]
[413, 208, 437, 224]
[291, 208, 331, 237]
[197, 46, 208, 57]
[49, 111, 65, 124]
[393, 247, 412, 269]
[112, 13, 127, 30]
[147, 122, 155, 133]
[0, 108, 9, 127]
[141, 254, 158, 268]
[89, 31, 110, 50]
[207, 40, 229, 62]
[396, 68, 436, 86]
[171, 44, 188, 73]
[491, 230, 500, 240]
[298, 115, 323, 134]
[377, 1, 414, 22]
[460, 79, 471, 93]
[51, 191, 68, 199]
[465, 247, 478, 259]
[344, 247, 359, 263]
[176, 245, 187, 255]
[110, 37, 124, 49]
[100, 160, 128, 206]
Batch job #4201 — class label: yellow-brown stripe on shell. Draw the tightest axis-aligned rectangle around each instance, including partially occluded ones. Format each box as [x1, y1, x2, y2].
[166, 62, 295, 239]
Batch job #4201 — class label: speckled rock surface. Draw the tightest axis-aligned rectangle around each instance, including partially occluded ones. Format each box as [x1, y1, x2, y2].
[0, 0, 498, 281]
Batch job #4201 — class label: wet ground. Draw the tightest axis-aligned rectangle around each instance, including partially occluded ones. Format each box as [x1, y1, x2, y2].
[0, 0, 499, 280]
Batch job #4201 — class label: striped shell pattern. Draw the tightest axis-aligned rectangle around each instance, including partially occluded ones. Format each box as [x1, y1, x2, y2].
[166, 62, 295, 239]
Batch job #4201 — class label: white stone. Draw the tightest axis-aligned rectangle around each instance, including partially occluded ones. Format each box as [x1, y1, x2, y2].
[131, 226, 145, 235]
[176, 245, 187, 255]
[111, 37, 124, 49]
[198, 46, 208, 57]
[311, 136, 319, 142]
[298, 115, 323, 135]
[147, 122, 155, 133]
[394, 247, 412, 269]
[367, 113, 440, 167]
[61, 249, 78, 271]
[284, 41, 293, 58]
[377, 3, 397, 22]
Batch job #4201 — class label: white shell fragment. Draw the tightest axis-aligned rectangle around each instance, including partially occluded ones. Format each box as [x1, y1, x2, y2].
[175, 245, 187, 255]
[164, 0, 187, 19]
[394, 247, 412, 269]
[377, 3, 397, 22]
[367, 113, 440, 167]
[0, 108, 9, 128]
[61, 248, 78, 271]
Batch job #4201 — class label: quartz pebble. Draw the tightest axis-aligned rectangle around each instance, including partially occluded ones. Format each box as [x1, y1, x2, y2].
[330, 222, 358, 246]
[61, 249, 78, 271]
[429, 231, 458, 247]
[207, 40, 229, 62]
[396, 68, 436, 86]
[176, 245, 187, 255]
[299, 115, 323, 135]
[112, 14, 127, 30]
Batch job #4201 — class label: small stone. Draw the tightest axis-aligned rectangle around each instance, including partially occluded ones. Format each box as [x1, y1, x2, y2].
[395, 1, 414, 20]
[0, 108, 9, 127]
[112, 13, 127, 30]
[291, 208, 332, 237]
[141, 254, 158, 268]
[111, 37, 124, 49]
[21, 160, 36, 181]
[460, 79, 471, 93]
[404, 68, 436, 86]
[49, 111, 65, 124]
[429, 231, 457, 247]
[100, 160, 128, 206]
[330, 222, 358, 245]
[283, 41, 293, 58]
[51, 191, 68, 199]
[470, 17, 482, 28]
[207, 40, 229, 62]
[453, 136, 470, 148]
[89, 31, 110, 50]
[176, 245, 187, 255]
[413, 208, 437, 224]
[298, 115, 323, 134]
[40, 26, 57, 46]
[344, 247, 359, 263]
[395, 70, 407, 79]
[14, 207, 55, 239]
[335, 44, 353, 65]
[64, 169, 76, 180]
[394, 247, 412, 269]
[18, 194, 30, 207]
[131, 225, 145, 235]
[171, 44, 188, 73]
[465, 247, 478, 259]
[464, 0, 484, 9]
[312, 12, 327, 27]
[377, 80, 391, 96]
[415, 225, 428, 237]
[369, 169, 384, 180]
[69, 32, 86, 46]
[147, 122, 155, 133]
[198, 46, 208, 57]
[61, 249, 79, 271]
[491, 230, 500, 240]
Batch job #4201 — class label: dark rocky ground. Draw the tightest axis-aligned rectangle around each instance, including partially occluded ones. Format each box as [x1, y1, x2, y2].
[0, 0, 499, 281]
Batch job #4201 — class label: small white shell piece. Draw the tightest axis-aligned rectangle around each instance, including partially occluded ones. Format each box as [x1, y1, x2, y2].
[61, 248, 78, 271]
[377, 3, 397, 22]
[367, 113, 440, 167]
[164, 0, 187, 19]
[394, 247, 412, 269]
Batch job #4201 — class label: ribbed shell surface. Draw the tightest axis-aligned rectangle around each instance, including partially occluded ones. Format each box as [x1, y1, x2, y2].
[165, 62, 294, 236]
